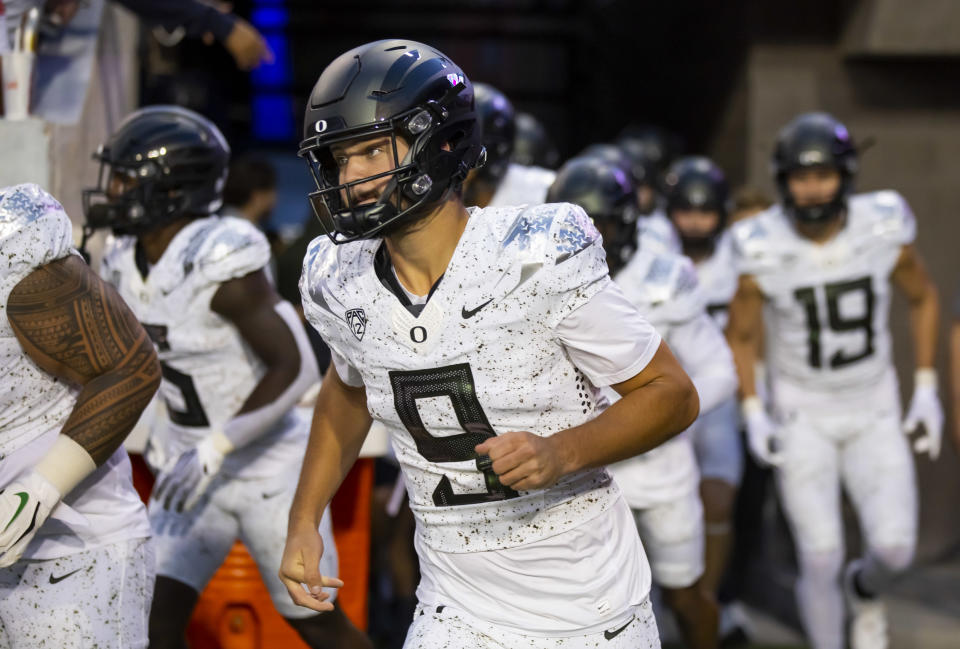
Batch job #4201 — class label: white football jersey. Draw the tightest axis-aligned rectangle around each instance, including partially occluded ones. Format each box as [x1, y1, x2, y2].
[607, 249, 707, 509]
[731, 191, 914, 409]
[0, 184, 151, 560]
[694, 230, 739, 331]
[637, 208, 682, 255]
[301, 203, 643, 554]
[101, 216, 306, 479]
[488, 163, 556, 208]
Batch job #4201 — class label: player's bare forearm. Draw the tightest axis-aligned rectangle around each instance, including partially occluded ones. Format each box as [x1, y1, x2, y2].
[555, 341, 698, 471]
[7, 255, 161, 464]
[726, 274, 764, 398]
[892, 245, 939, 368]
[478, 341, 698, 491]
[211, 270, 298, 413]
[288, 366, 371, 531]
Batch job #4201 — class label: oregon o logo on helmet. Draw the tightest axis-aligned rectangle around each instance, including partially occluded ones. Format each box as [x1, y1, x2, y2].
[410, 326, 427, 343]
[314, 120, 328, 133]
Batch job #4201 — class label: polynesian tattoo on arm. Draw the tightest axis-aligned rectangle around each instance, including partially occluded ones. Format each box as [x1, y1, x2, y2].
[7, 255, 161, 464]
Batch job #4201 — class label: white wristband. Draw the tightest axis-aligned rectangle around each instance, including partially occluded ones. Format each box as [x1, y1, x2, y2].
[205, 430, 235, 456]
[33, 436, 97, 498]
[741, 395, 764, 418]
[915, 367, 937, 389]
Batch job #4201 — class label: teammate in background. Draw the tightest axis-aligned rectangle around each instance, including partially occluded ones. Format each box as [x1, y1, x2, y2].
[463, 83, 556, 208]
[222, 155, 282, 282]
[581, 142, 681, 255]
[729, 185, 773, 225]
[663, 157, 743, 610]
[223, 155, 279, 229]
[284, 39, 699, 648]
[615, 126, 679, 216]
[726, 112, 941, 649]
[0, 184, 160, 647]
[549, 156, 737, 649]
[511, 111, 560, 170]
[85, 106, 370, 649]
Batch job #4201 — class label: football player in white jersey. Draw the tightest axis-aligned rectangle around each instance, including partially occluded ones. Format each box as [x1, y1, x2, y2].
[581, 143, 682, 256]
[462, 83, 557, 209]
[727, 113, 942, 649]
[662, 157, 743, 606]
[0, 183, 160, 647]
[549, 156, 738, 649]
[282, 39, 700, 648]
[85, 107, 371, 649]
[511, 111, 560, 170]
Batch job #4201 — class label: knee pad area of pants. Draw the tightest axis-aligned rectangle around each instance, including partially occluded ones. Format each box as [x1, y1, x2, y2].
[798, 549, 844, 584]
[871, 544, 914, 573]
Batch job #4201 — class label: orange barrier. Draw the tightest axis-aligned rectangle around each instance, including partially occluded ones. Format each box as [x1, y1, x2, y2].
[330, 458, 374, 630]
[128, 454, 374, 648]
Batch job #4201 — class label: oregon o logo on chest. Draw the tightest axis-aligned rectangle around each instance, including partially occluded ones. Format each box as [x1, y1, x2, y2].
[410, 326, 427, 343]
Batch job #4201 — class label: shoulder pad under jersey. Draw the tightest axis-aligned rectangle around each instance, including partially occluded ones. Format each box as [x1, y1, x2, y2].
[0, 184, 74, 277]
[852, 190, 916, 247]
[195, 216, 271, 284]
[632, 251, 704, 324]
[500, 202, 601, 265]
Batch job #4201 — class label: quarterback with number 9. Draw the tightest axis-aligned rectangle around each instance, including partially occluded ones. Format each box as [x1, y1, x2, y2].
[726, 112, 941, 649]
[286, 40, 699, 648]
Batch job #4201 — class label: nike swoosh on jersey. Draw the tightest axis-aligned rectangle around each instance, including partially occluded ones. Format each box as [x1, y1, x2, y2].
[461, 298, 493, 319]
[261, 490, 286, 500]
[2, 492, 29, 533]
[49, 568, 83, 584]
[603, 615, 635, 641]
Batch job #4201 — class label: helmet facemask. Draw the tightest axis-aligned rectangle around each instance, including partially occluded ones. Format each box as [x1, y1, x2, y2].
[777, 163, 852, 225]
[300, 83, 483, 244]
[82, 148, 188, 238]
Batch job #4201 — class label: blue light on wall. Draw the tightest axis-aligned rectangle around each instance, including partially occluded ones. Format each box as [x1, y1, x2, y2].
[251, 1, 293, 141]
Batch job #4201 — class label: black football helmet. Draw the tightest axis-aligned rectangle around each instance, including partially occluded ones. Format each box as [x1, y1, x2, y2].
[473, 82, 516, 183]
[664, 156, 730, 254]
[82, 105, 230, 237]
[298, 39, 484, 244]
[511, 112, 559, 169]
[616, 125, 680, 183]
[547, 156, 638, 274]
[772, 112, 858, 223]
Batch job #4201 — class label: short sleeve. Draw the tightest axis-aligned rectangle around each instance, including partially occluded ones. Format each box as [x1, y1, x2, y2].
[0, 184, 74, 288]
[329, 348, 364, 387]
[197, 217, 271, 284]
[554, 281, 662, 387]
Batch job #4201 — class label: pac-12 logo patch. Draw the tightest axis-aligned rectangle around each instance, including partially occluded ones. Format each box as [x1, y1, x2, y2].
[345, 308, 367, 341]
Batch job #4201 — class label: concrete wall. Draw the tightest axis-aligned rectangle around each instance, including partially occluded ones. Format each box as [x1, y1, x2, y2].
[714, 33, 960, 561]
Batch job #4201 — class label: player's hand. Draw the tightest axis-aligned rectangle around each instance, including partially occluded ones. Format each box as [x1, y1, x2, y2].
[279, 523, 343, 613]
[903, 372, 943, 460]
[152, 433, 231, 512]
[0, 472, 61, 568]
[741, 396, 783, 467]
[223, 18, 274, 71]
[475, 431, 565, 491]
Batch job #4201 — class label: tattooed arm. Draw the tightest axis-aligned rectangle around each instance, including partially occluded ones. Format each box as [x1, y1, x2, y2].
[0, 254, 160, 566]
[8, 254, 162, 465]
